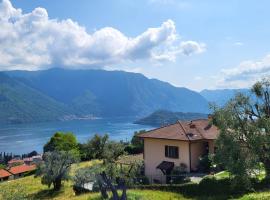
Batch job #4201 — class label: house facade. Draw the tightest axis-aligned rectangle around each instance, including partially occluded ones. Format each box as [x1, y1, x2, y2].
[138, 119, 219, 182]
[8, 164, 37, 179]
[0, 169, 13, 182]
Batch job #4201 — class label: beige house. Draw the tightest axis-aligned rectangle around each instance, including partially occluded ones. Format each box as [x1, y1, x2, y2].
[138, 119, 219, 182]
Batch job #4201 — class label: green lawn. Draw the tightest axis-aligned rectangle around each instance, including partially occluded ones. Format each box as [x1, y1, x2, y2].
[1, 161, 270, 200]
[214, 171, 230, 179]
[0, 174, 188, 200]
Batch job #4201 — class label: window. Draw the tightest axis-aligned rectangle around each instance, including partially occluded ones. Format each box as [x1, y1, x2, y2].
[165, 145, 179, 159]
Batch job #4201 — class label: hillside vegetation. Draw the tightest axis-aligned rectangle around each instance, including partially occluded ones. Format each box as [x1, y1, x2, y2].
[135, 110, 208, 126]
[1, 162, 270, 200]
[0, 73, 69, 124]
[1, 68, 209, 124]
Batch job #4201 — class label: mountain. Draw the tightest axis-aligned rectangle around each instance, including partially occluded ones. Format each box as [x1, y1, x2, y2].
[134, 110, 208, 126]
[1, 68, 210, 124]
[200, 89, 250, 106]
[0, 72, 70, 124]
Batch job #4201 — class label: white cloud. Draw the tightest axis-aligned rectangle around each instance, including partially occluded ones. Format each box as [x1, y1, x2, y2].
[217, 54, 270, 88]
[233, 42, 244, 46]
[0, 0, 205, 71]
[180, 41, 206, 56]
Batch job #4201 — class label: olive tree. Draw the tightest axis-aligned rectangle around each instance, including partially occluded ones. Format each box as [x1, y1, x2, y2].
[36, 151, 78, 191]
[213, 78, 270, 186]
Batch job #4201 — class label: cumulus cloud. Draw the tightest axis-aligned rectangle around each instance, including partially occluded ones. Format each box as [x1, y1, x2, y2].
[0, 0, 205, 71]
[217, 54, 270, 88]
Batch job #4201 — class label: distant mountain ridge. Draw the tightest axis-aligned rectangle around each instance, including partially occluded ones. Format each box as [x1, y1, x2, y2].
[0, 72, 70, 124]
[0, 68, 210, 124]
[200, 89, 250, 106]
[135, 110, 209, 126]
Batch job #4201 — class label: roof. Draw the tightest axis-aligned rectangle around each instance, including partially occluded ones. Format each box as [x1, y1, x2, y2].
[8, 164, 36, 175]
[0, 169, 12, 178]
[8, 159, 24, 164]
[138, 119, 219, 141]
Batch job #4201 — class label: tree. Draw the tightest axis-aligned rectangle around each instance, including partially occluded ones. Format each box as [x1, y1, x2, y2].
[103, 141, 125, 164]
[80, 134, 109, 160]
[213, 78, 270, 186]
[36, 151, 78, 191]
[124, 130, 145, 154]
[44, 132, 79, 154]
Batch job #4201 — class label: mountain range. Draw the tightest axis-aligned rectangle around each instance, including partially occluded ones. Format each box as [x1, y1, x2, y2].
[200, 89, 250, 106]
[0, 68, 212, 124]
[135, 110, 208, 126]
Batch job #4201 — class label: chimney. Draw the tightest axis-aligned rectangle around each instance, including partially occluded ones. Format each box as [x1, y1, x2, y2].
[189, 121, 196, 128]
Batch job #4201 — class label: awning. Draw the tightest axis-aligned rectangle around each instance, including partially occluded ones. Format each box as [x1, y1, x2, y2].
[156, 161, 174, 175]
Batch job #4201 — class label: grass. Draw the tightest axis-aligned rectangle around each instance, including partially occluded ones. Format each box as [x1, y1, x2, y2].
[0, 175, 189, 200]
[238, 191, 270, 200]
[214, 171, 230, 179]
[1, 161, 270, 200]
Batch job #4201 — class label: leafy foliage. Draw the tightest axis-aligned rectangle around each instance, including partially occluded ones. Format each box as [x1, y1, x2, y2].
[36, 151, 78, 191]
[213, 78, 270, 188]
[79, 134, 109, 161]
[124, 130, 145, 154]
[43, 132, 79, 155]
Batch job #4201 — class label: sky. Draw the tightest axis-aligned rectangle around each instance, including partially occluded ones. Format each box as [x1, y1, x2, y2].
[1, 0, 270, 91]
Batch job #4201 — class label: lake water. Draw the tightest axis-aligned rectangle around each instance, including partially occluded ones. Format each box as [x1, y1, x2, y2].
[0, 118, 155, 154]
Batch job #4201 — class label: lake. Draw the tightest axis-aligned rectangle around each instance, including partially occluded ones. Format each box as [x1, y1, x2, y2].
[0, 118, 155, 154]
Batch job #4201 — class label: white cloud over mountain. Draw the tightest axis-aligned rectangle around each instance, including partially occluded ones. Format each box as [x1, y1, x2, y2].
[0, 0, 205, 71]
[217, 54, 270, 88]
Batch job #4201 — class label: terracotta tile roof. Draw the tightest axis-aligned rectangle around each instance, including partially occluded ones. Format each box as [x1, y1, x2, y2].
[8, 159, 24, 164]
[0, 169, 12, 178]
[138, 119, 219, 141]
[8, 164, 36, 175]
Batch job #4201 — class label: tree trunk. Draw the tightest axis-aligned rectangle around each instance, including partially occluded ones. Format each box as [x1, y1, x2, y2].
[100, 172, 119, 200]
[263, 160, 270, 182]
[120, 185, 127, 200]
[53, 178, 62, 191]
[98, 181, 108, 199]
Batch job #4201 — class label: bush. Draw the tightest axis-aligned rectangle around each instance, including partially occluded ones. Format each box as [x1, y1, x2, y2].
[171, 164, 188, 175]
[198, 154, 212, 173]
[124, 145, 142, 155]
[199, 175, 232, 195]
[170, 175, 190, 184]
[134, 176, 150, 185]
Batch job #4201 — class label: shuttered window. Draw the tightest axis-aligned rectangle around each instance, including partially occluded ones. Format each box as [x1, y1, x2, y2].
[165, 145, 179, 159]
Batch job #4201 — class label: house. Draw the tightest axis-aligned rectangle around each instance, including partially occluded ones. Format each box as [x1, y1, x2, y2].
[138, 119, 219, 182]
[0, 169, 13, 182]
[23, 155, 42, 165]
[8, 159, 24, 167]
[8, 164, 36, 179]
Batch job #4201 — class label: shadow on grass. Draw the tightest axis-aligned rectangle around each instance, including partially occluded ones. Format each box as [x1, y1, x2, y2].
[29, 188, 64, 199]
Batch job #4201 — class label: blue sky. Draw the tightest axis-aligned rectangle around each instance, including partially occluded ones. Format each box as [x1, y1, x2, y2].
[1, 0, 270, 91]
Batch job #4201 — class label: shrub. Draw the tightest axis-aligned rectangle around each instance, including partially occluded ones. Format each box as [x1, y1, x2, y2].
[199, 175, 232, 195]
[198, 154, 212, 173]
[170, 175, 190, 184]
[134, 176, 150, 185]
[171, 164, 188, 175]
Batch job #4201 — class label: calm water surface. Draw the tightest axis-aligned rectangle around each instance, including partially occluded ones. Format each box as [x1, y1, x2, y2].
[0, 118, 155, 154]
